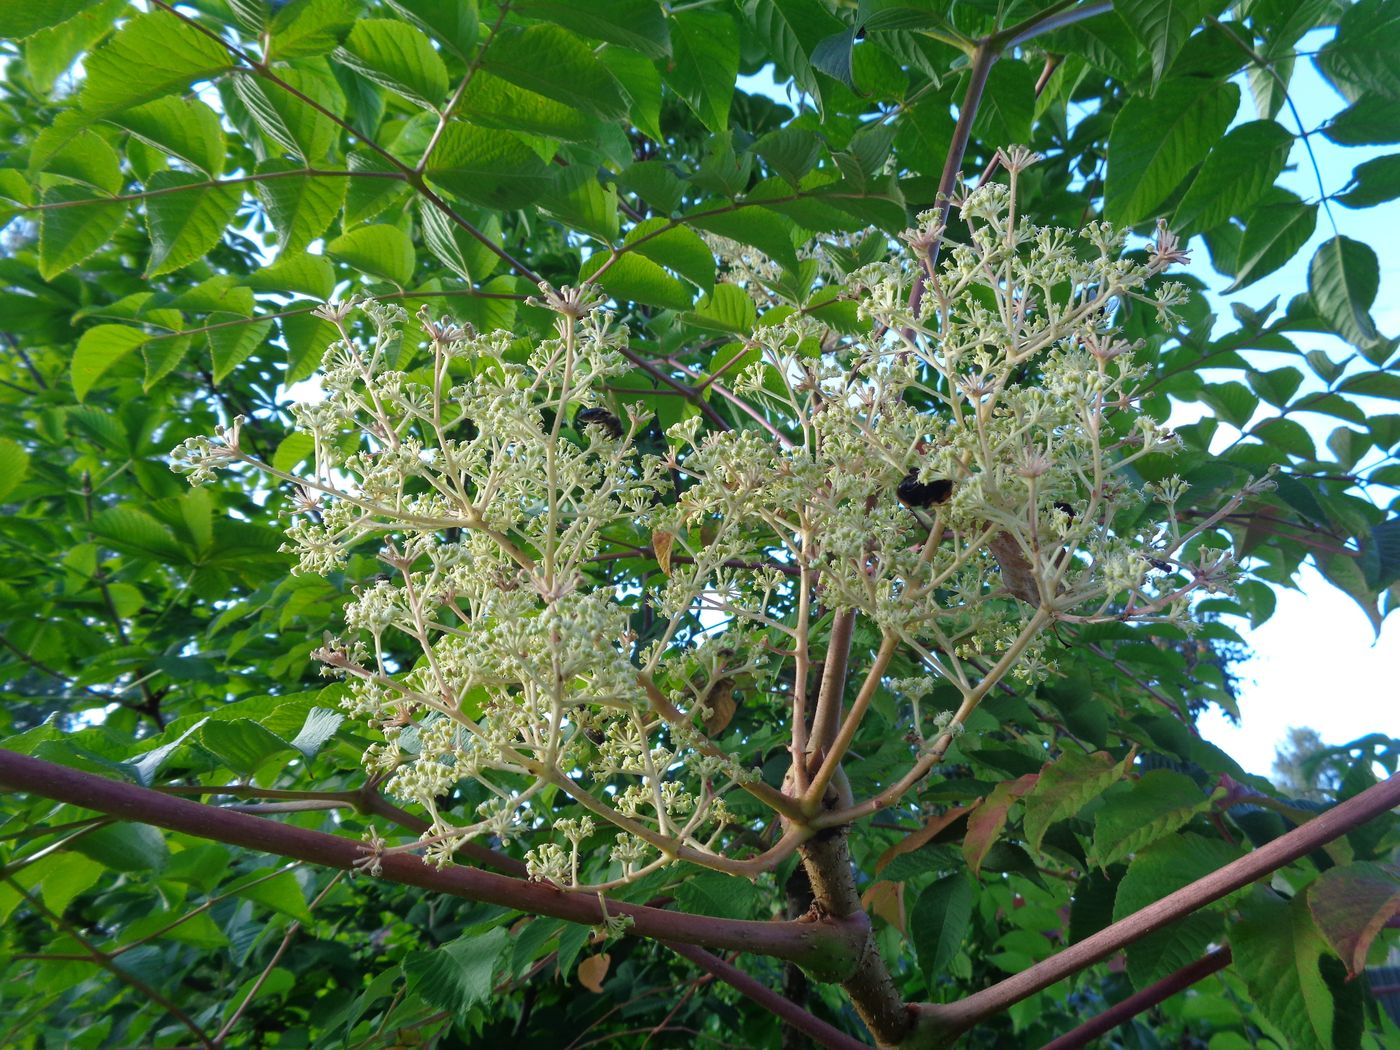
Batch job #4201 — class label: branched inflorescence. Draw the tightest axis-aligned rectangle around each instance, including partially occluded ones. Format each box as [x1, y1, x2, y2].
[173, 151, 1263, 888]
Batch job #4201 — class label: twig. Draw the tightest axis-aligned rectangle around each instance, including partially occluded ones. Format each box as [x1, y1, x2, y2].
[914, 771, 1400, 1041]
[1085, 642, 1198, 730]
[663, 941, 871, 1050]
[213, 872, 344, 1044]
[3, 332, 47, 389]
[5, 876, 217, 1050]
[1038, 948, 1231, 1050]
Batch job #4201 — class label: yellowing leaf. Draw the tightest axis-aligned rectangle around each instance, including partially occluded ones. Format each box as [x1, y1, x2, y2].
[652, 529, 675, 576]
[577, 952, 611, 993]
[860, 880, 907, 935]
[1308, 862, 1400, 977]
[963, 773, 1038, 878]
[701, 678, 737, 737]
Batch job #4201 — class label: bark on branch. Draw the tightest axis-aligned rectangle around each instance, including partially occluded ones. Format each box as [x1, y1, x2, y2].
[0, 749, 867, 978]
[664, 940, 872, 1050]
[908, 771, 1400, 1046]
[1038, 948, 1231, 1050]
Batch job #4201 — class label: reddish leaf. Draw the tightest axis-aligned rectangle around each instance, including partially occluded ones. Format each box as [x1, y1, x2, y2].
[1307, 861, 1400, 978]
[875, 804, 976, 875]
[963, 773, 1038, 877]
[860, 879, 907, 935]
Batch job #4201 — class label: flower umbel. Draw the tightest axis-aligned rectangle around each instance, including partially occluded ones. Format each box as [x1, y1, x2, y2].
[171, 160, 1243, 888]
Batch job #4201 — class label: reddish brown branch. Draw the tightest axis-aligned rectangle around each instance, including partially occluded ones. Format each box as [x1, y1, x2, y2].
[664, 941, 871, 1050]
[0, 749, 865, 974]
[910, 42, 999, 304]
[1038, 948, 1231, 1050]
[911, 772, 1400, 1045]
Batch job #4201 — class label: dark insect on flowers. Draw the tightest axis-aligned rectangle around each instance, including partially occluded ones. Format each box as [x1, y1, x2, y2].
[897, 469, 953, 508]
[575, 407, 623, 439]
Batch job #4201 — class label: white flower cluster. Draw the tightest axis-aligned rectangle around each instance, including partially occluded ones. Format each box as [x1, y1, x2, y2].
[173, 151, 1254, 882]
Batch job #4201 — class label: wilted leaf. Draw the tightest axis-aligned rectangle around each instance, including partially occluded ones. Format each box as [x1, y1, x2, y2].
[652, 529, 675, 576]
[701, 678, 737, 736]
[577, 952, 611, 992]
[1307, 861, 1400, 978]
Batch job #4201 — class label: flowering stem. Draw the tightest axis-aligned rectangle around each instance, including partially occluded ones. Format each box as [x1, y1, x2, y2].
[806, 609, 857, 768]
[804, 633, 900, 809]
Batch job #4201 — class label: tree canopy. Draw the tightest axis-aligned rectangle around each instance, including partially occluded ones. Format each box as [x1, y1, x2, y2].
[1, 1, 1398, 1049]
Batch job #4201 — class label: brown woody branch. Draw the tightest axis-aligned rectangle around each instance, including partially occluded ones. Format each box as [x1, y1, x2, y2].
[664, 941, 872, 1050]
[1039, 948, 1231, 1050]
[908, 771, 1400, 1046]
[0, 748, 867, 978]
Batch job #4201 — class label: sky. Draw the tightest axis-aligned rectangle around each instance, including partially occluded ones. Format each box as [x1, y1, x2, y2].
[741, 30, 1399, 781]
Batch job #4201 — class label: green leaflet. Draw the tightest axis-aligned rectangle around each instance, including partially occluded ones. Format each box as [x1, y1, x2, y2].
[1173, 120, 1294, 236]
[327, 224, 416, 286]
[337, 19, 449, 108]
[268, 0, 357, 60]
[1116, 0, 1208, 86]
[911, 872, 974, 987]
[622, 219, 715, 291]
[403, 927, 509, 1017]
[1232, 890, 1361, 1050]
[209, 314, 275, 383]
[580, 252, 694, 312]
[231, 66, 346, 164]
[1105, 78, 1239, 226]
[1113, 833, 1245, 988]
[1227, 189, 1318, 292]
[72, 324, 150, 401]
[423, 123, 553, 210]
[513, 0, 670, 60]
[1090, 769, 1219, 869]
[0, 437, 32, 501]
[0, 0, 102, 38]
[254, 161, 346, 256]
[144, 172, 243, 277]
[38, 185, 127, 280]
[1309, 235, 1380, 347]
[78, 11, 233, 116]
[1023, 749, 1131, 854]
[419, 199, 504, 283]
[109, 96, 227, 177]
[480, 23, 629, 122]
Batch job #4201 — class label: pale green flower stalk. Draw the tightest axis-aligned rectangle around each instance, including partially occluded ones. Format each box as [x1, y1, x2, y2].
[172, 149, 1265, 889]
